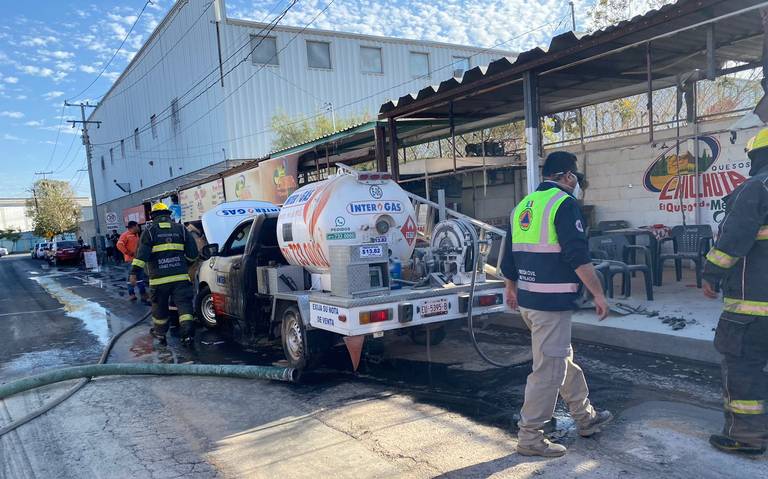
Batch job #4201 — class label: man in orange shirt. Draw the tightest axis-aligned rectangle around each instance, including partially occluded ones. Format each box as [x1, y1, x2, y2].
[117, 221, 149, 304]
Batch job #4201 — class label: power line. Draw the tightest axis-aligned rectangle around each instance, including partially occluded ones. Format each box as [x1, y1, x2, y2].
[90, 1, 298, 147]
[119, 11, 567, 159]
[68, 0, 152, 101]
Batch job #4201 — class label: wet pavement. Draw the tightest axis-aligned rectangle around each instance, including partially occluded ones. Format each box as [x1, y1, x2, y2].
[0, 254, 724, 436]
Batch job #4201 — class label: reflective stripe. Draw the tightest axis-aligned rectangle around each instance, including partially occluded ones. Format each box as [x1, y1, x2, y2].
[725, 399, 765, 415]
[724, 298, 768, 316]
[151, 243, 184, 253]
[185, 255, 198, 262]
[179, 314, 194, 323]
[149, 274, 190, 286]
[152, 317, 168, 325]
[131, 258, 146, 268]
[706, 248, 738, 269]
[158, 222, 172, 229]
[539, 191, 568, 245]
[757, 226, 768, 240]
[518, 280, 579, 293]
[511, 243, 562, 253]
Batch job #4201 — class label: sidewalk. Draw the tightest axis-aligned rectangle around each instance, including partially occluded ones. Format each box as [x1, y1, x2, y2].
[500, 268, 722, 364]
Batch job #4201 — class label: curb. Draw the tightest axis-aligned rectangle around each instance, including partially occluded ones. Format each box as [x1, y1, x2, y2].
[497, 313, 721, 365]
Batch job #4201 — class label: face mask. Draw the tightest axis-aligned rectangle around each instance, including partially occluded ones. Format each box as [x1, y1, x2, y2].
[572, 181, 584, 200]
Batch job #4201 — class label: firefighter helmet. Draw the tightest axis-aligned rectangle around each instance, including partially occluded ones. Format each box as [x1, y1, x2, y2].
[745, 127, 768, 159]
[151, 202, 170, 213]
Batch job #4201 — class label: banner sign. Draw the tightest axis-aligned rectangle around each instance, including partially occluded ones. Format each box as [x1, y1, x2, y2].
[223, 156, 299, 205]
[122, 205, 147, 225]
[178, 179, 226, 222]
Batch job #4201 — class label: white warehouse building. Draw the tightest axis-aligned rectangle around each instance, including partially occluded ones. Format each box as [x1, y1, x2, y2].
[87, 0, 509, 230]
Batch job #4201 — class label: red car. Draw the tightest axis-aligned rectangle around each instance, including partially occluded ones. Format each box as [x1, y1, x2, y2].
[48, 240, 82, 266]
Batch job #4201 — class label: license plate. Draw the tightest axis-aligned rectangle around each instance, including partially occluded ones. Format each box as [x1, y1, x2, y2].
[422, 298, 448, 317]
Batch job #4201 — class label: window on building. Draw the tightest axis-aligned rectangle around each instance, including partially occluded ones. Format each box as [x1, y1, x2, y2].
[251, 35, 278, 65]
[120, 139, 125, 159]
[109, 147, 114, 165]
[171, 98, 180, 135]
[360, 46, 383, 74]
[150, 114, 158, 139]
[169, 166, 173, 178]
[133, 128, 140, 149]
[409, 52, 429, 78]
[452, 56, 470, 77]
[100, 155, 105, 170]
[307, 41, 331, 69]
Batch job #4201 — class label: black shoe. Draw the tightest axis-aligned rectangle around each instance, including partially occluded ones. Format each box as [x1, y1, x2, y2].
[181, 336, 194, 348]
[150, 328, 167, 346]
[709, 434, 766, 455]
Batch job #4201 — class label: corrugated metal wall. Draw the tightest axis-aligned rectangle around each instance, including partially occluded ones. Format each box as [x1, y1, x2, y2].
[88, 0, 508, 205]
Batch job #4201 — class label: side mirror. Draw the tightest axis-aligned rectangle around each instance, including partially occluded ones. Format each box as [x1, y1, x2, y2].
[200, 243, 219, 260]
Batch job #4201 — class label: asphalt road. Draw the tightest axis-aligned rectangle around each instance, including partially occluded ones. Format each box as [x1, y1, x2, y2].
[1, 255, 766, 478]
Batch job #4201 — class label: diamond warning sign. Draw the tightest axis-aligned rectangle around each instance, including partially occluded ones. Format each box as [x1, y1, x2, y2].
[401, 216, 417, 246]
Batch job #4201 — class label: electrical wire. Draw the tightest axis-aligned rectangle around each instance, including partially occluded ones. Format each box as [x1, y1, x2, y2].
[41, 103, 67, 173]
[68, 0, 153, 102]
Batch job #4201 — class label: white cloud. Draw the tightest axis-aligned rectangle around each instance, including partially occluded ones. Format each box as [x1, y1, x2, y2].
[38, 49, 74, 60]
[20, 35, 58, 48]
[3, 133, 24, 141]
[79, 64, 98, 74]
[44, 91, 64, 100]
[3, 76, 18, 84]
[24, 120, 43, 126]
[55, 61, 75, 72]
[16, 95, 27, 100]
[18, 65, 54, 78]
[0, 111, 24, 119]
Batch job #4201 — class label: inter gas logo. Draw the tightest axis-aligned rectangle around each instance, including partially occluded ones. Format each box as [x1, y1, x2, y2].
[346, 201, 403, 215]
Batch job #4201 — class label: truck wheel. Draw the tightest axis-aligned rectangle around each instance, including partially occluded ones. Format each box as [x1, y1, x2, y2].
[279, 305, 335, 370]
[409, 325, 447, 346]
[196, 286, 218, 329]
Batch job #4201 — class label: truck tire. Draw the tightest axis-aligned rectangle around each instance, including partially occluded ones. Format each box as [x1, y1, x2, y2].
[195, 286, 218, 329]
[280, 304, 333, 370]
[409, 325, 447, 346]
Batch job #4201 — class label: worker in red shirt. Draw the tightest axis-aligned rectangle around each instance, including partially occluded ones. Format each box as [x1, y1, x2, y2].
[117, 221, 149, 304]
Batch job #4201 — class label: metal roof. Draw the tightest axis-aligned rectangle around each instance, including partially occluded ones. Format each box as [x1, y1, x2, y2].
[379, 0, 766, 141]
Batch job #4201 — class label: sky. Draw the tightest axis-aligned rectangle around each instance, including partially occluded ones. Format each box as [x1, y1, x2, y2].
[0, 0, 665, 199]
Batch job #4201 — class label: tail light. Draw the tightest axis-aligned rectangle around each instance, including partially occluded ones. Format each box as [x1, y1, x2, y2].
[359, 308, 391, 325]
[358, 173, 369, 181]
[478, 294, 501, 307]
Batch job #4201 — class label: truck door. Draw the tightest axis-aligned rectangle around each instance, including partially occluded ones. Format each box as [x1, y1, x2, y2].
[213, 219, 253, 317]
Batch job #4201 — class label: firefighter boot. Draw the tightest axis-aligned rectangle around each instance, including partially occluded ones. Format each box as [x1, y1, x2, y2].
[150, 327, 167, 346]
[179, 318, 195, 348]
[517, 439, 567, 457]
[710, 434, 766, 455]
[150, 317, 169, 346]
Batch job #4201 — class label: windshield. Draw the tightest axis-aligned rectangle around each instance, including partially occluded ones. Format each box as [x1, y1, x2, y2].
[57, 241, 78, 248]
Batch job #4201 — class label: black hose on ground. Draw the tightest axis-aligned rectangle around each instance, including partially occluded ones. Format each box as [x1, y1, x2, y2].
[0, 311, 151, 438]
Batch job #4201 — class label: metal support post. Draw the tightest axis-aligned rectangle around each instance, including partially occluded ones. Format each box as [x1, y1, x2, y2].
[65, 101, 101, 244]
[450, 101, 457, 172]
[374, 124, 387, 172]
[387, 117, 400, 181]
[706, 24, 717, 81]
[437, 189, 447, 222]
[522, 71, 541, 192]
[646, 43, 654, 144]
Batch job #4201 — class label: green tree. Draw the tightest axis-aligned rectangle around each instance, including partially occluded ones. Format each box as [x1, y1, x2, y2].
[0, 228, 22, 252]
[26, 180, 81, 239]
[270, 111, 370, 151]
[589, 0, 674, 31]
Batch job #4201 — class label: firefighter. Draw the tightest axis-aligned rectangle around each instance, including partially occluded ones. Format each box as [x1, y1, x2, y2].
[703, 127, 768, 455]
[502, 151, 612, 457]
[130, 203, 199, 346]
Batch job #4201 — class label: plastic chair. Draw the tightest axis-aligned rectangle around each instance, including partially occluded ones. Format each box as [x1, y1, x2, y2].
[657, 225, 713, 289]
[589, 235, 654, 300]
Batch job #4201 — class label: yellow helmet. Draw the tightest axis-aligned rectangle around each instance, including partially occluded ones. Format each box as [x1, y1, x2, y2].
[151, 202, 170, 213]
[745, 127, 768, 158]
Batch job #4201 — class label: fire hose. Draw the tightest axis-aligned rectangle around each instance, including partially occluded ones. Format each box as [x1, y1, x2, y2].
[0, 312, 296, 438]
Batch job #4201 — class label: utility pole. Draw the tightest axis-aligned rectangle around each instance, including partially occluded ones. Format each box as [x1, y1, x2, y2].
[569, 1, 577, 32]
[34, 171, 54, 180]
[65, 101, 101, 246]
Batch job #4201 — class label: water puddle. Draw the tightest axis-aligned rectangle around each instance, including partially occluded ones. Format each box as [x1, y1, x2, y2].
[31, 275, 111, 345]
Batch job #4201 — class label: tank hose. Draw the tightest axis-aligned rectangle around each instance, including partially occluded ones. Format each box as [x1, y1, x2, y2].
[466, 236, 523, 368]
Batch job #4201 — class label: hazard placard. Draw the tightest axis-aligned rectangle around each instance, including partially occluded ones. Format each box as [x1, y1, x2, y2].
[401, 216, 417, 246]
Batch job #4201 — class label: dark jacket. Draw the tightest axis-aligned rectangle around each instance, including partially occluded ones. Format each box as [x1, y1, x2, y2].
[703, 164, 768, 316]
[130, 216, 199, 286]
[501, 182, 591, 311]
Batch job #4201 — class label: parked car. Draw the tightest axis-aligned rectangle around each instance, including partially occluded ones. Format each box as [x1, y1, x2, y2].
[34, 242, 52, 259]
[48, 240, 83, 266]
[0, 247, 8, 257]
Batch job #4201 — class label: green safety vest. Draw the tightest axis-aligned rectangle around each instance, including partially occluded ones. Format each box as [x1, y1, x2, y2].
[510, 186, 581, 305]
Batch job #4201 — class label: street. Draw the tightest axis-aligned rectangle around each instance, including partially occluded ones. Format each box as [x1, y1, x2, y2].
[0, 255, 766, 478]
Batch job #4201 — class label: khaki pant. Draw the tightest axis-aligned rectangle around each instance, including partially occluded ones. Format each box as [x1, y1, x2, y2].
[517, 307, 595, 446]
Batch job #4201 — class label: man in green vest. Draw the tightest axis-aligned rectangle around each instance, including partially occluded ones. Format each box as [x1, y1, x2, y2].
[501, 151, 611, 457]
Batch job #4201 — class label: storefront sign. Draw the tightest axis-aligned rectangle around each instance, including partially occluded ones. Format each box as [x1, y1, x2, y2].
[178, 179, 226, 222]
[223, 156, 299, 205]
[122, 205, 146, 225]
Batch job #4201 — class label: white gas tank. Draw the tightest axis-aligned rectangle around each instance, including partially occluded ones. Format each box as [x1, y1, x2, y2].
[277, 170, 418, 274]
